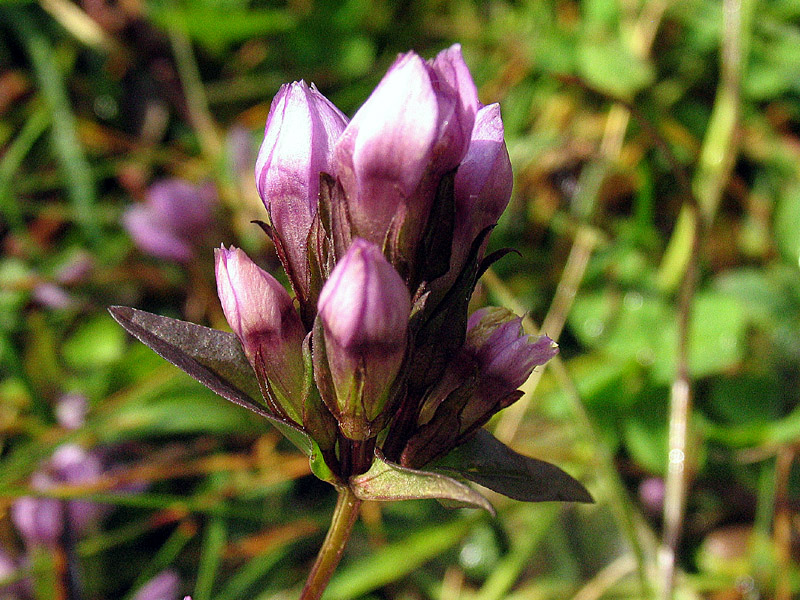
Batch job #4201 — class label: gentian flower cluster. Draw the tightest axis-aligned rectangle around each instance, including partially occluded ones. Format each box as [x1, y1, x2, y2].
[111, 45, 590, 599]
[215, 44, 558, 479]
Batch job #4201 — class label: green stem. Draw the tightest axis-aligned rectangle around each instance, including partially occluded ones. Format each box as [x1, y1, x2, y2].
[300, 486, 361, 600]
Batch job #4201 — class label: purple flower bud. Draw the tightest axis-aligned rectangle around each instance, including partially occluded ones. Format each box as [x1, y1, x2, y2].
[334, 48, 476, 254]
[426, 44, 480, 172]
[429, 44, 480, 124]
[215, 246, 306, 424]
[452, 104, 513, 262]
[133, 570, 180, 600]
[466, 307, 557, 397]
[123, 179, 217, 263]
[317, 239, 411, 439]
[255, 81, 348, 300]
[401, 308, 556, 468]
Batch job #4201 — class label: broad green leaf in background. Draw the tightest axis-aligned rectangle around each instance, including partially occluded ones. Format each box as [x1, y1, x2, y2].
[577, 38, 654, 98]
[149, 5, 295, 51]
[104, 384, 260, 439]
[774, 180, 800, 266]
[569, 289, 749, 383]
[62, 314, 126, 370]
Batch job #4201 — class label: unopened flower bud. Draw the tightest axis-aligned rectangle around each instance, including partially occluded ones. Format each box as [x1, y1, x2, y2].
[401, 307, 556, 468]
[255, 81, 348, 300]
[334, 48, 476, 260]
[316, 239, 411, 439]
[215, 246, 306, 424]
[452, 104, 513, 267]
[466, 307, 557, 397]
[427, 44, 479, 173]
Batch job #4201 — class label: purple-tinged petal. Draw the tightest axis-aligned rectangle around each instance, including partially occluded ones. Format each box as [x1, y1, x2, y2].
[454, 104, 513, 238]
[256, 81, 348, 299]
[334, 53, 442, 244]
[215, 246, 306, 423]
[467, 307, 557, 394]
[429, 44, 480, 121]
[427, 44, 479, 171]
[317, 238, 411, 438]
[432, 104, 512, 295]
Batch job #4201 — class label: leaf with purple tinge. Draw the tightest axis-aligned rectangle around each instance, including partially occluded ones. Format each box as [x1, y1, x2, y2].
[107, 306, 312, 455]
[434, 429, 593, 503]
[350, 452, 494, 514]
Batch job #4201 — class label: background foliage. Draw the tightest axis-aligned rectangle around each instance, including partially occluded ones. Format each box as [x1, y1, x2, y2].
[1, 0, 799, 598]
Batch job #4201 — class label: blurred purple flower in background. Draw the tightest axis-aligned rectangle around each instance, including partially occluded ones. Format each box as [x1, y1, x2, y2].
[0, 549, 29, 600]
[55, 392, 89, 430]
[132, 569, 182, 600]
[123, 179, 217, 262]
[639, 477, 666, 515]
[11, 444, 105, 547]
[31, 282, 74, 310]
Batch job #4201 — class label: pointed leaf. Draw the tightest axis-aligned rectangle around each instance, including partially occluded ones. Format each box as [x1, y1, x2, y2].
[350, 452, 494, 514]
[435, 429, 593, 503]
[108, 306, 312, 455]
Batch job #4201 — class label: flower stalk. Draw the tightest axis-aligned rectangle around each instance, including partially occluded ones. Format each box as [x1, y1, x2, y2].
[299, 486, 361, 600]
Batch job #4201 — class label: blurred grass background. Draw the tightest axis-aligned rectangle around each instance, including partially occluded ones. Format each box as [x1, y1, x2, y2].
[1, 0, 800, 598]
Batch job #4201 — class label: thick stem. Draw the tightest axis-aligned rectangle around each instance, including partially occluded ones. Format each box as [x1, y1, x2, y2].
[299, 486, 361, 600]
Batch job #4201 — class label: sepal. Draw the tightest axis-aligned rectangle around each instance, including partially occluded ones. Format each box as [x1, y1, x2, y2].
[350, 451, 494, 514]
[301, 331, 338, 453]
[405, 226, 493, 389]
[434, 429, 593, 503]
